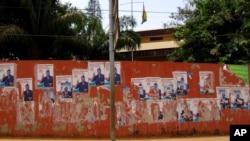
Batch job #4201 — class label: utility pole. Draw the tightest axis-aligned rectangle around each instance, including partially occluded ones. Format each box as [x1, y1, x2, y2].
[109, 0, 118, 141]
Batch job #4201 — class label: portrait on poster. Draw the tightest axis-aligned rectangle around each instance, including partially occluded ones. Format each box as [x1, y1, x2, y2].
[104, 62, 121, 85]
[172, 71, 188, 96]
[145, 77, 162, 101]
[161, 78, 176, 100]
[88, 62, 105, 86]
[177, 98, 194, 122]
[230, 87, 245, 109]
[243, 87, 250, 109]
[36, 64, 54, 88]
[17, 78, 33, 102]
[72, 69, 89, 93]
[0, 63, 16, 87]
[199, 71, 215, 94]
[56, 75, 72, 99]
[131, 77, 146, 100]
[216, 87, 230, 109]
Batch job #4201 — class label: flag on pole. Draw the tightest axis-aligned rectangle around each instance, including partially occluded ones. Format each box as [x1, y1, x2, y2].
[141, 4, 147, 24]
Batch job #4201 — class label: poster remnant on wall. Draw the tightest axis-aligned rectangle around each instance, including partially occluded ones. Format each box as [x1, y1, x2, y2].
[36, 64, 54, 88]
[0, 87, 19, 111]
[56, 75, 72, 100]
[17, 78, 33, 102]
[16, 101, 35, 125]
[219, 64, 248, 87]
[216, 87, 230, 109]
[131, 78, 146, 100]
[192, 98, 221, 122]
[172, 71, 188, 96]
[88, 62, 105, 86]
[0, 63, 16, 87]
[177, 98, 193, 122]
[199, 71, 215, 94]
[72, 69, 89, 93]
[104, 62, 121, 85]
[161, 78, 176, 100]
[39, 88, 55, 118]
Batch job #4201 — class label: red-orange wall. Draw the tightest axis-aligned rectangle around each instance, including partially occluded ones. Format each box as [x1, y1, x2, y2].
[0, 60, 249, 138]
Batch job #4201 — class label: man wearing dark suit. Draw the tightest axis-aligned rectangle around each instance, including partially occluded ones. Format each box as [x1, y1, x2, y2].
[108, 67, 121, 85]
[76, 75, 88, 92]
[177, 84, 187, 95]
[220, 93, 230, 109]
[2, 69, 14, 86]
[41, 69, 53, 87]
[92, 68, 104, 85]
[234, 94, 244, 108]
[23, 83, 33, 101]
[62, 86, 72, 98]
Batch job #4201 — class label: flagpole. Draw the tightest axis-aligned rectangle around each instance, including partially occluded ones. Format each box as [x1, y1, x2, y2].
[120, 0, 144, 61]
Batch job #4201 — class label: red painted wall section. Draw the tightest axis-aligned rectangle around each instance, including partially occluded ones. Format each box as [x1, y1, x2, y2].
[0, 60, 249, 138]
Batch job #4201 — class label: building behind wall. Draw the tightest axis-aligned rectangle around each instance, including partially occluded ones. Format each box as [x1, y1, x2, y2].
[117, 28, 179, 61]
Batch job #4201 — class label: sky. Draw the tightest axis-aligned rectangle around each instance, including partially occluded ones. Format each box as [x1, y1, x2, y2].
[60, 0, 187, 31]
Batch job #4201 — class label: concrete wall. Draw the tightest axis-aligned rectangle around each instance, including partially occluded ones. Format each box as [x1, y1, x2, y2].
[0, 60, 249, 138]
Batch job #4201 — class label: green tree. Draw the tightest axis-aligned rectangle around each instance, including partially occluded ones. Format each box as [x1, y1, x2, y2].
[117, 15, 141, 60]
[0, 0, 87, 60]
[169, 0, 250, 64]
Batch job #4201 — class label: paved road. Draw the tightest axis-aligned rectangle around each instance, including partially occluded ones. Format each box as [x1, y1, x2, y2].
[0, 136, 229, 141]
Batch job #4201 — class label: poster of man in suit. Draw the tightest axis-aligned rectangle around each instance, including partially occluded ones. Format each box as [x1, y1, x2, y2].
[161, 78, 176, 100]
[56, 75, 72, 100]
[17, 78, 33, 102]
[88, 62, 105, 86]
[0, 63, 16, 87]
[172, 71, 189, 96]
[104, 62, 121, 85]
[230, 87, 245, 109]
[72, 69, 89, 93]
[216, 87, 230, 109]
[36, 64, 54, 88]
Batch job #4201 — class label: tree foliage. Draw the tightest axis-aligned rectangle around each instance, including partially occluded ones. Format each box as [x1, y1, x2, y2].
[169, 0, 250, 64]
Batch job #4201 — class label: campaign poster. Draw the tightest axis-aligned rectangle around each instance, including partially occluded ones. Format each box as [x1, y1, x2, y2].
[192, 98, 221, 122]
[17, 78, 33, 102]
[104, 62, 121, 85]
[172, 71, 188, 96]
[199, 71, 215, 94]
[145, 77, 162, 101]
[177, 98, 194, 122]
[88, 62, 105, 86]
[230, 87, 245, 109]
[36, 64, 54, 88]
[72, 69, 89, 93]
[131, 77, 146, 100]
[56, 75, 72, 100]
[0, 63, 16, 87]
[161, 78, 177, 100]
[243, 87, 250, 109]
[216, 87, 230, 109]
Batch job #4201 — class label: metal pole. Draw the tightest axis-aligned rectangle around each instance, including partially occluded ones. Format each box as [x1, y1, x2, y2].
[109, 0, 115, 141]
[131, 0, 134, 61]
